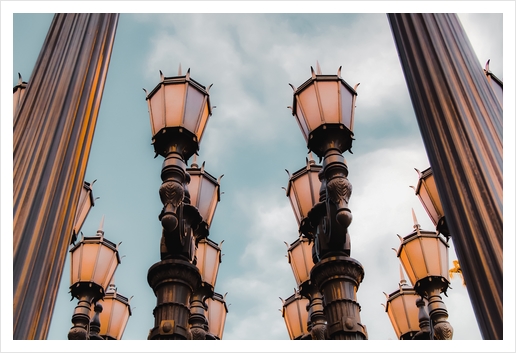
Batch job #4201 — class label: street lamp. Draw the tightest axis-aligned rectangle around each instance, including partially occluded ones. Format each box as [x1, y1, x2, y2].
[144, 67, 226, 340]
[205, 292, 229, 340]
[190, 237, 223, 340]
[96, 283, 132, 340]
[68, 218, 121, 340]
[280, 291, 310, 340]
[383, 267, 422, 340]
[71, 180, 98, 245]
[286, 64, 366, 340]
[396, 210, 453, 340]
[411, 167, 450, 238]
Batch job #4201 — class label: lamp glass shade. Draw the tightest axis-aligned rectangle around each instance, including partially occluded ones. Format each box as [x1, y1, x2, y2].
[205, 292, 228, 339]
[146, 74, 211, 143]
[282, 292, 309, 340]
[292, 74, 357, 144]
[397, 230, 449, 286]
[415, 168, 443, 227]
[187, 164, 220, 228]
[97, 285, 131, 340]
[70, 235, 120, 293]
[286, 160, 322, 226]
[72, 181, 95, 237]
[195, 238, 221, 288]
[287, 236, 315, 286]
[385, 286, 420, 339]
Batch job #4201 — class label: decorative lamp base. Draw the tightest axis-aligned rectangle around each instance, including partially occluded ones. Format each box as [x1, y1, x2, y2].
[310, 256, 367, 340]
[147, 259, 201, 340]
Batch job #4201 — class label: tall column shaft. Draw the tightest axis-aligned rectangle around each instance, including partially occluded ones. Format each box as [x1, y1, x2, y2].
[13, 13, 119, 339]
[388, 13, 503, 339]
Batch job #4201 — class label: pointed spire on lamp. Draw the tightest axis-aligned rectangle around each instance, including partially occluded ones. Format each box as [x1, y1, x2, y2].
[315, 61, 322, 75]
[96, 215, 105, 237]
[411, 208, 420, 230]
[399, 265, 407, 287]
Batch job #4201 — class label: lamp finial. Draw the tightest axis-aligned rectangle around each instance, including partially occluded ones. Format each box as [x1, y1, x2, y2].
[411, 208, 420, 230]
[316, 61, 322, 75]
[96, 215, 105, 237]
[399, 265, 407, 287]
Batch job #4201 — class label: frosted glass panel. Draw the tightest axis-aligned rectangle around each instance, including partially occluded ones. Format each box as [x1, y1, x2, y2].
[340, 85, 354, 131]
[298, 85, 321, 131]
[184, 86, 205, 133]
[164, 84, 186, 128]
[317, 81, 339, 123]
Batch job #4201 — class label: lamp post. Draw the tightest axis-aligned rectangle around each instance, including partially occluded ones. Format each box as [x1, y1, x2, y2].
[144, 67, 226, 340]
[67, 219, 121, 340]
[411, 168, 450, 239]
[71, 180, 99, 245]
[280, 291, 310, 340]
[95, 283, 132, 340]
[286, 64, 366, 340]
[205, 292, 229, 340]
[383, 266, 424, 340]
[395, 210, 453, 340]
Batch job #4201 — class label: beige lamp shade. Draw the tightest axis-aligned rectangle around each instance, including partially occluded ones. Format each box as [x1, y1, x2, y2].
[385, 285, 421, 339]
[187, 161, 222, 228]
[96, 284, 131, 340]
[286, 157, 322, 226]
[72, 180, 97, 239]
[146, 69, 212, 144]
[281, 291, 309, 340]
[69, 230, 120, 300]
[414, 168, 444, 227]
[205, 292, 228, 339]
[286, 236, 315, 287]
[397, 227, 449, 288]
[291, 66, 357, 144]
[195, 238, 222, 288]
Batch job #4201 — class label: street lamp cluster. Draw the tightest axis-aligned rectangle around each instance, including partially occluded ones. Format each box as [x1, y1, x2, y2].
[384, 209, 453, 340]
[67, 183, 132, 340]
[144, 67, 227, 340]
[281, 64, 366, 340]
[12, 13, 503, 341]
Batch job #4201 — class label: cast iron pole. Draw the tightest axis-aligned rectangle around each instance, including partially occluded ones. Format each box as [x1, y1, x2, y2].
[387, 13, 503, 340]
[13, 13, 119, 339]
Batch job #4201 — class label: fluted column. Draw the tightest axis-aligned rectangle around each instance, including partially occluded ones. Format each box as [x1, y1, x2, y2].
[388, 13, 503, 339]
[310, 256, 367, 340]
[147, 259, 201, 340]
[13, 13, 119, 340]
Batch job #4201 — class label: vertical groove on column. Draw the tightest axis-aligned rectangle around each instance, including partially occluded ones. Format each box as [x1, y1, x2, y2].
[13, 13, 119, 340]
[388, 13, 502, 340]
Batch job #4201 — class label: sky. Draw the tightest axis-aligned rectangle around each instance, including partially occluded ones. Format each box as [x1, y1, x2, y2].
[2, 2, 515, 352]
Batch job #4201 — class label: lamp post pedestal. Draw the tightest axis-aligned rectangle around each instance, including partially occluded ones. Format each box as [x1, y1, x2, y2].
[299, 282, 327, 340]
[310, 256, 367, 340]
[425, 286, 453, 340]
[68, 293, 95, 340]
[147, 259, 201, 340]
